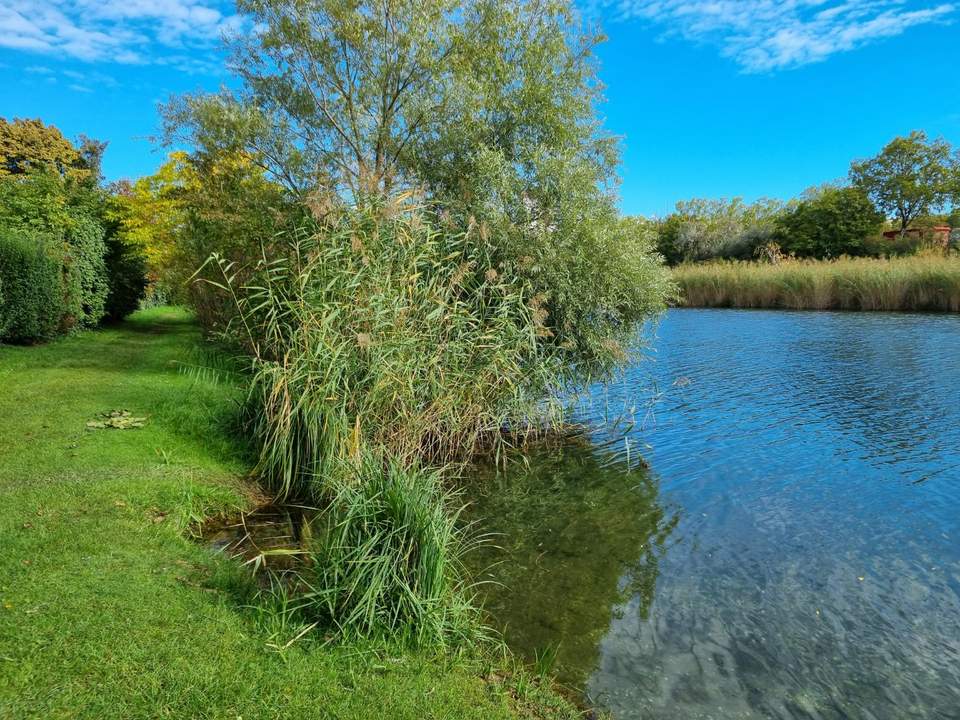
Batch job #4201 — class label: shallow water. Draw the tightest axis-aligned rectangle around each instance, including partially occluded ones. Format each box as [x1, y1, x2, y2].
[466, 309, 960, 720]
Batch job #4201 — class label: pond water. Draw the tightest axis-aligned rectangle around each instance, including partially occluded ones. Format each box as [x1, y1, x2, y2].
[466, 309, 960, 720]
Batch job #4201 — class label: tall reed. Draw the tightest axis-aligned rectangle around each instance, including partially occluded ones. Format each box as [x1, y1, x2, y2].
[673, 254, 960, 312]
[296, 453, 480, 647]
[201, 196, 668, 646]
[203, 200, 563, 501]
[200, 200, 561, 644]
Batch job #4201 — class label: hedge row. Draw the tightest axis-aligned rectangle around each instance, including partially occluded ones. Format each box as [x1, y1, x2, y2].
[0, 222, 146, 344]
[0, 229, 62, 342]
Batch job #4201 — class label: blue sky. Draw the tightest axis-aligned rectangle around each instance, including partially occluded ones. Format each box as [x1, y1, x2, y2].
[1, 0, 958, 216]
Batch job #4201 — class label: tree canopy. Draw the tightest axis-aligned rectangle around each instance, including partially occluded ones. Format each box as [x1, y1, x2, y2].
[164, 0, 671, 376]
[0, 118, 97, 183]
[166, 0, 613, 205]
[849, 131, 959, 236]
[775, 186, 884, 258]
[654, 197, 785, 264]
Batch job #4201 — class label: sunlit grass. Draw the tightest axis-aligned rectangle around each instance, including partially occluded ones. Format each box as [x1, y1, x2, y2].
[0, 307, 579, 720]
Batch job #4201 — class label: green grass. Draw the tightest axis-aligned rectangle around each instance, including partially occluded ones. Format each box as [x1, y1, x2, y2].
[0, 307, 579, 720]
[673, 254, 960, 311]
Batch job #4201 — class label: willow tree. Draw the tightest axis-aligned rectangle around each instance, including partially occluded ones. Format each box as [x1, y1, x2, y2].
[165, 0, 671, 378]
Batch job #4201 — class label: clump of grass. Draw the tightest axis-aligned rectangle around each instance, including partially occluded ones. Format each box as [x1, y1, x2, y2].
[203, 198, 564, 500]
[199, 194, 668, 651]
[198, 198, 569, 645]
[294, 453, 479, 647]
[673, 254, 960, 311]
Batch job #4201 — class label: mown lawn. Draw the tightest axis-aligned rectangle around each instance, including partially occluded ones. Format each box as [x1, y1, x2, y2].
[0, 307, 576, 720]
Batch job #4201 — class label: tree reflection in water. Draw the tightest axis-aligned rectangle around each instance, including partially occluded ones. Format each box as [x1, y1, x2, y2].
[463, 443, 678, 689]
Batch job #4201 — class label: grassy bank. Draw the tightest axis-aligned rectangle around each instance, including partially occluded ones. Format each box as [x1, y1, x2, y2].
[673, 254, 960, 311]
[0, 307, 578, 720]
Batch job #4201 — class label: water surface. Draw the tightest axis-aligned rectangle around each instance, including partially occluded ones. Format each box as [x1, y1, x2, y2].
[467, 309, 960, 720]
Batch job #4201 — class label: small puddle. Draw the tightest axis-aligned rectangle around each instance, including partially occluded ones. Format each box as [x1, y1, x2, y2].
[199, 503, 316, 574]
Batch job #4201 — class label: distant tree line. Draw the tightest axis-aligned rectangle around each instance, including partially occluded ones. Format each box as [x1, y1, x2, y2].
[652, 131, 960, 265]
[0, 118, 148, 343]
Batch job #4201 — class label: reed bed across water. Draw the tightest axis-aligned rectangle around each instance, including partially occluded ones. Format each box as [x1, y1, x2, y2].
[673, 254, 960, 312]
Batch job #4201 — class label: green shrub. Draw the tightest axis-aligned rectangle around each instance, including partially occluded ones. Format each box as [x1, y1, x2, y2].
[213, 203, 557, 500]
[0, 229, 61, 342]
[103, 234, 148, 322]
[204, 195, 670, 497]
[0, 171, 119, 333]
[196, 184, 669, 646]
[775, 187, 884, 258]
[653, 197, 784, 264]
[296, 453, 477, 647]
[61, 215, 108, 329]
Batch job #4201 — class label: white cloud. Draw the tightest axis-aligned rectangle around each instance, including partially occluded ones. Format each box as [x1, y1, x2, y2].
[0, 0, 240, 70]
[611, 0, 956, 71]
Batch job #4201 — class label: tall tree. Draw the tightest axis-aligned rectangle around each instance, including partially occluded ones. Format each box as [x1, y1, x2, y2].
[107, 152, 194, 283]
[849, 131, 959, 238]
[0, 118, 96, 183]
[165, 0, 671, 374]
[165, 0, 613, 203]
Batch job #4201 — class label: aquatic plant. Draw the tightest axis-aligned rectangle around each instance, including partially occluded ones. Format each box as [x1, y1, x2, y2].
[204, 202, 548, 499]
[204, 196, 668, 500]
[673, 254, 960, 311]
[294, 453, 479, 647]
[200, 193, 668, 647]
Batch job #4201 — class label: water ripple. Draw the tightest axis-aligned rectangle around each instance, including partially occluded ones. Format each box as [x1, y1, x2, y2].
[475, 309, 960, 720]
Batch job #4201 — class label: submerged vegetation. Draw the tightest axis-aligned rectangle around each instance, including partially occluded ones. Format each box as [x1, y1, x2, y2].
[464, 445, 677, 689]
[674, 254, 960, 311]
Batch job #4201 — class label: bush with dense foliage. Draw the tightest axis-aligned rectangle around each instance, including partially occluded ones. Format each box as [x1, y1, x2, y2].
[202, 196, 668, 643]
[653, 197, 785, 264]
[209, 198, 669, 499]
[0, 118, 148, 340]
[61, 215, 109, 330]
[774, 186, 884, 258]
[0, 229, 61, 342]
[0, 173, 110, 334]
[107, 151, 298, 318]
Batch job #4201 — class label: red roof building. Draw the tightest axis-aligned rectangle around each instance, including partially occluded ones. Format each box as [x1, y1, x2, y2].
[882, 225, 952, 247]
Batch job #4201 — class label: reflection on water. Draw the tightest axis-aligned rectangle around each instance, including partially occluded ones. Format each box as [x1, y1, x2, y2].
[467, 309, 960, 720]
[466, 446, 678, 688]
